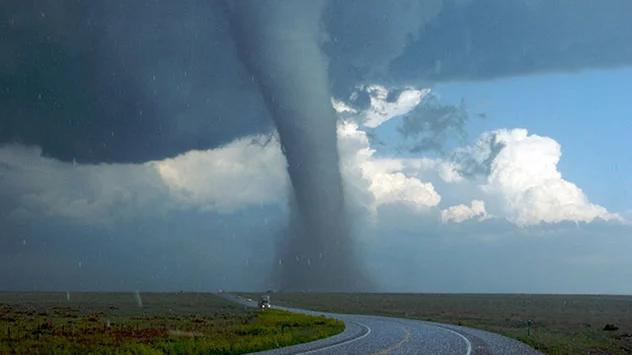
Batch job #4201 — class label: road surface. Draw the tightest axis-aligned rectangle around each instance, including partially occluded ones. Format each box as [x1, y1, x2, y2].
[219, 293, 542, 355]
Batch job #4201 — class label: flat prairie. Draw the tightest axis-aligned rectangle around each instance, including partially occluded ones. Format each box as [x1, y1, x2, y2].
[0, 291, 344, 355]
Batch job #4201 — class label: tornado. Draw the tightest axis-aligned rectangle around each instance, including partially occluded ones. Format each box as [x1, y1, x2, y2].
[227, 0, 369, 291]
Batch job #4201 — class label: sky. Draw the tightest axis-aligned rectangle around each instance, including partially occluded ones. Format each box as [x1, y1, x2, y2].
[3, 71, 631, 294]
[434, 68, 632, 214]
[372, 67, 632, 214]
[353, 68, 632, 294]
[1, 0, 632, 294]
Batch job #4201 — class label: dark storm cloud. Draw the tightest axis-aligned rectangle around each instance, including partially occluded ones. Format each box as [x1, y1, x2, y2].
[1, 1, 272, 164]
[2, 0, 631, 163]
[0, 207, 283, 292]
[397, 94, 468, 154]
[384, 0, 632, 91]
[449, 131, 506, 178]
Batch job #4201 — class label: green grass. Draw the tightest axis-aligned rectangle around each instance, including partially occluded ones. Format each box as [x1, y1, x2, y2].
[238, 293, 632, 355]
[0, 292, 344, 355]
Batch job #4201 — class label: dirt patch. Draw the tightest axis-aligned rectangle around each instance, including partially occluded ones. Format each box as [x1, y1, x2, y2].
[168, 329, 205, 337]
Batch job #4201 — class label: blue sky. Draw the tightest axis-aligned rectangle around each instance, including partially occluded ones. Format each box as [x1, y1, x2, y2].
[378, 67, 632, 214]
[437, 68, 632, 214]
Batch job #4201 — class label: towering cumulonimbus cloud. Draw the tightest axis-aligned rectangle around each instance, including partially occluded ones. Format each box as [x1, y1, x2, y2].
[1, 0, 632, 291]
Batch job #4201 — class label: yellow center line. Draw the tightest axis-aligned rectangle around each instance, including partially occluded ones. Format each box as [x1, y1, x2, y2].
[370, 326, 412, 355]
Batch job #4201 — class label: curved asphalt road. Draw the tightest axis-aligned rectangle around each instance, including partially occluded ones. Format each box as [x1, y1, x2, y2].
[220, 293, 542, 355]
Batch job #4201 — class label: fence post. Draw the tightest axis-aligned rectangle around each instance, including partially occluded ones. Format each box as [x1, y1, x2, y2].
[527, 319, 533, 336]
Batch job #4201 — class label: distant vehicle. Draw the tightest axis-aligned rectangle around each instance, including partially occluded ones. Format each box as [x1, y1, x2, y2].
[259, 295, 271, 309]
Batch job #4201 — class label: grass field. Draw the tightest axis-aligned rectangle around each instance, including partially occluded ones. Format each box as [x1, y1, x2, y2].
[238, 292, 632, 355]
[0, 291, 344, 355]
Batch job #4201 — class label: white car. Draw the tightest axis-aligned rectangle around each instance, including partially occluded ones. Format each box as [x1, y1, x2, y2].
[259, 295, 271, 309]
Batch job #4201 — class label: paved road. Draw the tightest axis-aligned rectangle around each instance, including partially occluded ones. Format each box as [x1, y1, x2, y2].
[219, 293, 542, 355]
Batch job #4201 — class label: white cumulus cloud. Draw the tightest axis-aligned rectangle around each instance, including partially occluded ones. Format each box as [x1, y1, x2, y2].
[455, 129, 620, 226]
[338, 121, 441, 218]
[441, 200, 487, 223]
[333, 84, 431, 128]
[154, 134, 289, 213]
[1, 85, 623, 230]
[155, 119, 442, 218]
